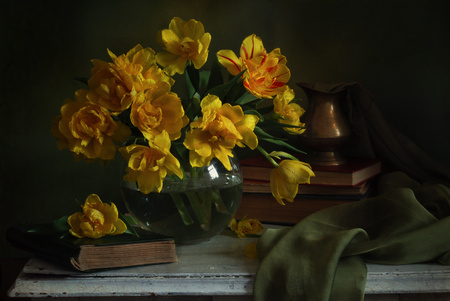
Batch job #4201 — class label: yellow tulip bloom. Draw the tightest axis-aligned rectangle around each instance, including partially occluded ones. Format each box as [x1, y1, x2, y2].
[235, 114, 260, 150]
[270, 160, 315, 205]
[130, 89, 189, 141]
[120, 131, 183, 194]
[87, 45, 173, 113]
[273, 88, 306, 134]
[68, 194, 127, 239]
[183, 95, 259, 170]
[54, 89, 131, 160]
[156, 17, 211, 75]
[217, 34, 290, 99]
[230, 217, 264, 238]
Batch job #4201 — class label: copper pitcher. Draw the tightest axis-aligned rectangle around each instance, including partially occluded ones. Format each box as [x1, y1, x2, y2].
[297, 83, 351, 166]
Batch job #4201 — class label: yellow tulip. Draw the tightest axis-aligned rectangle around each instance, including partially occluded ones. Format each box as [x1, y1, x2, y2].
[87, 45, 172, 113]
[273, 88, 306, 134]
[184, 95, 259, 170]
[235, 114, 260, 150]
[130, 90, 189, 141]
[68, 194, 127, 239]
[54, 89, 131, 160]
[119, 131, 183, 194]
[218, 34, 290, 99]
[230, 217, 264, 238]
[270, 160, 315, 205]
[156, 17, 211, 75]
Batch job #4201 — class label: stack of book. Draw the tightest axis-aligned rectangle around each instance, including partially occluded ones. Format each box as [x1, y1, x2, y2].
[236, 155, 382, 225]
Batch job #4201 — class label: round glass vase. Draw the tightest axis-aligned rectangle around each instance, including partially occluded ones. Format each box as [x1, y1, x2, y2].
[121, 153, 243, 244]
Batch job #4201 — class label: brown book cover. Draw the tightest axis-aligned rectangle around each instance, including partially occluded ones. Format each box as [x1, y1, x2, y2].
[240, 155, 382, 187]
[236, 193, 367, 225]
[6, 224, 177, 272]
[243, 179, 372, 196]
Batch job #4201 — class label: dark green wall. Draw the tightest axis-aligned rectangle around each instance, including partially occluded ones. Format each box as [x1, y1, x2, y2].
[1, 0, 449, 258]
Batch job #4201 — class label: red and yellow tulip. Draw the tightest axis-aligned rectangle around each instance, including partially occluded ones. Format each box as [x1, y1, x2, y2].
[217, 34, 291, 98]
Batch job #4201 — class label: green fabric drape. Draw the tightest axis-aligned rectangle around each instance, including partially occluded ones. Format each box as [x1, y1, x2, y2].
[254, 173, 450, 300]
[254, 82, 450, 300]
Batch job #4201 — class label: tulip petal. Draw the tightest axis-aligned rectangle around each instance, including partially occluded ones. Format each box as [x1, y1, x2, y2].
[157, 17, 210, 75]
[214, 145, 233, 171]
[218, 35, 290, 98]
[156, 51, 186, 76]
[111, 218, 127, 235]
[240, 34, 265, 60]
[184, 18, 206, 40]
[270, 160, 315, 205]
[217, 50, 242, 76]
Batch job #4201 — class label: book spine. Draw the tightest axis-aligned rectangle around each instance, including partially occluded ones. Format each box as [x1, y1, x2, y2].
[5, 225, 79, 271]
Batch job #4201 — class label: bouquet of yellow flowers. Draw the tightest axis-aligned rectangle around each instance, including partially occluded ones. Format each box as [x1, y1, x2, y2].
[52, 17, 314, 239]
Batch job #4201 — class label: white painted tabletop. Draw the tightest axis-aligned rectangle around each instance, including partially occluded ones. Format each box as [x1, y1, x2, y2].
[8, 226, 450, 298]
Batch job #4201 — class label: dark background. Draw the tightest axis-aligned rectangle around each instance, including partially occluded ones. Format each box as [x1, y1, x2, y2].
[1, 0, 450, 258]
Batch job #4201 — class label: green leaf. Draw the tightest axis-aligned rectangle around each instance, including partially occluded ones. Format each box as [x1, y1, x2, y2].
[224, 79, 247, 103]
[260, 137, 307, 154]
[206, 69, 246, 100]
[259, 118, 306, 130]
[27, 215, 70, 234]
[185, 66, 197, 99]
[186, 64, 200, 92]
[206, 54, 225, 92]
[254, 126, 279, 139]
[269, 151, 299, 161]
[198, 70, 210, 96]
[172, 141, 189, 160]
[244, 109, 264, 121]
[255, 104, 274, 115]
[234, 91, 260, 105]
[185, 93, 202, 120]
[120, 212, 140, 237]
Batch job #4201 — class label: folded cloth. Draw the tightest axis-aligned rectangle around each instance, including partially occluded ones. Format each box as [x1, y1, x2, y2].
[254, 172, 450, 301]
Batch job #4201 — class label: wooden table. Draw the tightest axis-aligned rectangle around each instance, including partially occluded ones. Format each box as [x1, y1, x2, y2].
[7, 227, 450, 300]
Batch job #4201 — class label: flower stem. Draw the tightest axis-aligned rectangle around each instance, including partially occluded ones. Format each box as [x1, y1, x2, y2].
[211, 190, 228, 213]
[186, 192, 210, 230]
[257, 145, 279, 167]
[170, 193, 194, 226]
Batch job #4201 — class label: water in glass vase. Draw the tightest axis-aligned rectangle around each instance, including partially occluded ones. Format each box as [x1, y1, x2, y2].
[122, 174, 243, 244]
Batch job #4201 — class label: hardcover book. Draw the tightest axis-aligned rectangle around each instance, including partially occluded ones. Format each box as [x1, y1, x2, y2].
[236, 193, 363, 225]
[243, 179, 372, 196]
[6, 224, 177, 272]
[240, 155, 382, 187]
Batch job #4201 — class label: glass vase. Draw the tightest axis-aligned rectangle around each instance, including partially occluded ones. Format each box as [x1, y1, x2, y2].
[121, 152, 243, 244]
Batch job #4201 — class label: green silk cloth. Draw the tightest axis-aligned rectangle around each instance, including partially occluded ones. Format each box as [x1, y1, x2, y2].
[254, 172, 450, 300]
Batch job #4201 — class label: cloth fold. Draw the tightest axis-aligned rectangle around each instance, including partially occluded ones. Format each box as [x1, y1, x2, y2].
[254, 173, 450, 301]
[253, 82, 450, 300]
[254, 172, 450, 301]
